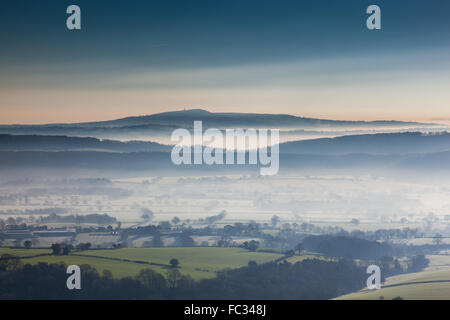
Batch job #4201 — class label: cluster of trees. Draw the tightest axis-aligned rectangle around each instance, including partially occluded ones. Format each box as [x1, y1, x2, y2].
[177, 231, 195, 247]
[0, 216, 118, 237]
[51, 243, 73, 255]
[407, 254, 430, 272]
[0, 258, 369, 300]
[221, 222, 261, 237]
[140, 208, 154, 221]
[340, 227, 423, 241]
[369, 255, 404, 278]
[393, 243, 450, 257]
[23, 240, 32, 249]
[240, 240, 260, 251]
[0, 254, 22, 272]
[115, 221, 428, 252]
[274, 222, 423, 242]
[121, 225, 160, 238]
[142, 231, 164, 247]
[0, 219, 28, 231]
[203, 210, 227, 225]
[301, 235, 394, 260]
[51, 242, 93, 254]
[0, 223, 118, 235]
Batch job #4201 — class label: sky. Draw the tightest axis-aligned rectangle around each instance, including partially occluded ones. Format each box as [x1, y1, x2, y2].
[0, 0, 449, 124]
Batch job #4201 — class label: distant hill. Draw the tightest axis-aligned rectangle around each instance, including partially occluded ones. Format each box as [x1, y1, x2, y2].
[2, 149, 450, 175]
[280, 132, 450, 155]
[71, 109, 427, 128]
[0, 134, 171, 152]
[3, 130, 450, 175]
[5, 131, 450, 155]
[44, 109, 428, 128]
[0, 109, 433, 140]
[3, 130, 450, 166]
[0, 123, 178, 139]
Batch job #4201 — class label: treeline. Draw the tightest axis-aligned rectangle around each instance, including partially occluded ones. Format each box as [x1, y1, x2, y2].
[391, 243, 450, 257]
[0, 258, 368, 300]
[337, 227, 423, 241]
[302, 235, 394, 260]
[102, 221, 427, 251]
[0, 214, 117, 231]
[299, 235, 446, 262]
[0, 207, 68, 216]
[37, 213, 117, 225]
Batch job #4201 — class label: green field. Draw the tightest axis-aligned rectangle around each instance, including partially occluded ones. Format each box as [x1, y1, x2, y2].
[21, 255, 165, 279]
[4, 247, 283, 280]
[336, 254, 450, 300]
[0, 248, 51, 257]
[77, 247, 283, 279]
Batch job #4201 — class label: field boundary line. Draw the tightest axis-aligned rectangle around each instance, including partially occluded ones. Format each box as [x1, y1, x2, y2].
[382, 279, 450, 289]
[71, 253, 172, 268]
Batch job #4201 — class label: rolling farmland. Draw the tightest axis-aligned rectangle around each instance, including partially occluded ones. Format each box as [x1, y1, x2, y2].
[2, 247, 284, 280]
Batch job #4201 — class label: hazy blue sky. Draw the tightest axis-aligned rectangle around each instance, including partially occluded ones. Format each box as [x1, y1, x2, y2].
[0, 0, 449, 123]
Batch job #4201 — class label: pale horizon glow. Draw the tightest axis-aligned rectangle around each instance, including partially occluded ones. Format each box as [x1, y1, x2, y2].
[1, 51, 450, 125]
[1, 2, 449, 125]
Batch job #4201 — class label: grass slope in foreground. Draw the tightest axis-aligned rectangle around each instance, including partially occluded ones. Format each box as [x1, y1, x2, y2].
[336, 254, 450, 300]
